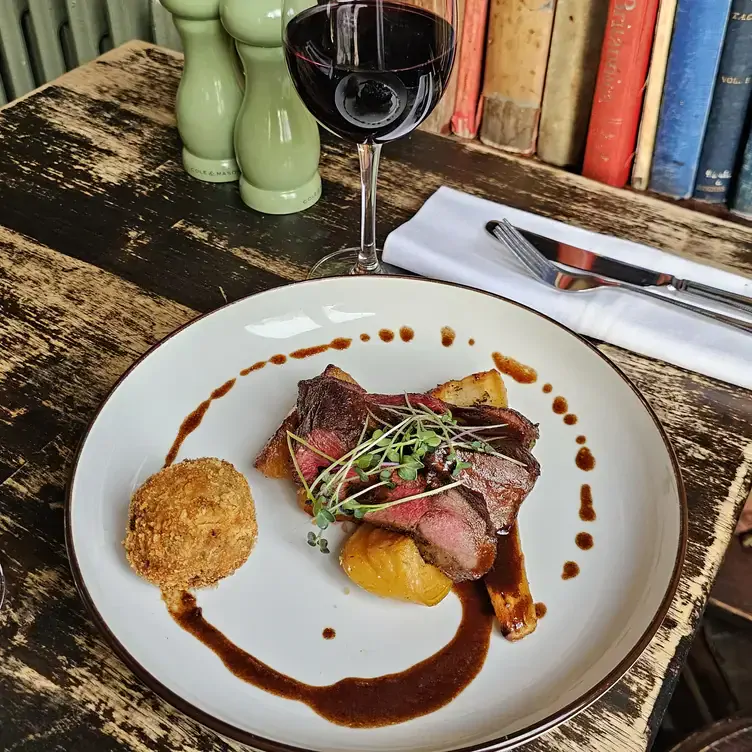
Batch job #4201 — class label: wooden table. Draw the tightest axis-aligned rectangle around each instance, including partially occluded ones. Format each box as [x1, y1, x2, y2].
[1, 41, 751, 752]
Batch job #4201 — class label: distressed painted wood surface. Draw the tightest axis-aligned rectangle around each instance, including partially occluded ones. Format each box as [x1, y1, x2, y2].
[0, 41, 751, 752]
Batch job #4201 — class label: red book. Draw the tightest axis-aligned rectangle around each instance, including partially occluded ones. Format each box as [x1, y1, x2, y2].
[451, 0, 490, 139]
[582, 0, 661, 187]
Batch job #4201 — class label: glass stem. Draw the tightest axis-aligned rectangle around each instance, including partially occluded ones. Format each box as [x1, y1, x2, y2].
[354, 142, 382, 274]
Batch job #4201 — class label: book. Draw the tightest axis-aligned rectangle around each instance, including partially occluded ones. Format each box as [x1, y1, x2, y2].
[731, 127, 752, 217]
[537, 0, 610, 168]
[479, 0, 556, 154]
[649, 0, 733, 198]
[693, 0, 752, 203]
[451, 0, 490, 139]
[581, 0, 661, 187]
[421, 0, 467, 135]
[631, 0, 679, 190]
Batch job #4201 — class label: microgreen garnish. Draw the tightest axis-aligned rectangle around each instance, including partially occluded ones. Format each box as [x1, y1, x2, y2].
[287, 398, 526, 551]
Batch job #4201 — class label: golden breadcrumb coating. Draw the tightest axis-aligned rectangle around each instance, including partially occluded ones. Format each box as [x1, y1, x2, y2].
[124, 458, 257, 593]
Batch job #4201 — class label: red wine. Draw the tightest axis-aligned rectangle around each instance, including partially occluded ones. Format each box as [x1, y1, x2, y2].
[284, 1, 455, 144]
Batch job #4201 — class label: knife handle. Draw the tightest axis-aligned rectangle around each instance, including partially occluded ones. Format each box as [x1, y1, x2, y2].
[636, 285, 752, 334]
[675, 279, 752, 317]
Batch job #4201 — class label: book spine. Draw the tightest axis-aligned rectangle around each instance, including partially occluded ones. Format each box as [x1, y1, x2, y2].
[731, 126, 752, 216]
[538, 0, 610, 168]
[479, 0, 556, 154]
[581, 0, 661, 187]
[421, 0, 467, 135]
[649, 0, 732, 198]
[693, 0, 752, 203]
[631, 0, 678, 190]
[451, 0, 490, 139]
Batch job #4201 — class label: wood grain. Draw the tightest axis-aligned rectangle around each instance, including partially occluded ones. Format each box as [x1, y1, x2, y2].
[0, 40, 751, 752]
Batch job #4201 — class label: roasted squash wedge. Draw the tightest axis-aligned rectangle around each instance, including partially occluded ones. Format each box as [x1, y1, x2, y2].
[430, 369, 508, 408]
[340, 524, 451, 606]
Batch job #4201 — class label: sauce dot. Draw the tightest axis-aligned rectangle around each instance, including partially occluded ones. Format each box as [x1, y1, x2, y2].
[542, 383, 552, 393]
[576, 435, 587, 445]
[379, 329, 394, 342]
[534, 602, 547, 618]
[564, 414, 578, 425]
[562, 561, 580, 580]
[399, 326, 414, 342]
[492, 352, 537, 384]
[579, 484, 595, 522]
[330, 337, 352, 350]
[441, 326, 456, 347]
[576, 447, 595, 471]
[322, 627, 336, 640]
[468, 338, 475, 346]
[576, 532, 594, 550]
[269, 354, 287, 365]
[552, 396, 568, 414]
[360, 333, 371, 342]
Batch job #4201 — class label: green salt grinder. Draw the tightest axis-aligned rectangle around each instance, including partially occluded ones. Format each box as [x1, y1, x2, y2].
[220, 0, 322, 214]
[161, 0, 243, 182]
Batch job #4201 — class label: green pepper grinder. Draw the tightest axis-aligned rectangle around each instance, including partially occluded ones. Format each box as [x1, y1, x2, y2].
[220, 0, 322, 214]
[161, 0, 244, 182]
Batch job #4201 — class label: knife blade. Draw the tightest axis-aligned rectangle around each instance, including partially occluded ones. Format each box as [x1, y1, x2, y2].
[515, 227, 752, 316]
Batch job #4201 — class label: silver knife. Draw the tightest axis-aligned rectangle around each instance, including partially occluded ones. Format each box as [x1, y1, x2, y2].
[515, 227, 752, 317]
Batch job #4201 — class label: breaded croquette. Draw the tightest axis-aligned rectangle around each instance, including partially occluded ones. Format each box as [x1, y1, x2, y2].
[124, 458, 257, 593]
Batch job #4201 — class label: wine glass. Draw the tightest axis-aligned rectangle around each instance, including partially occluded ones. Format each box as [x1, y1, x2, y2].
[283, 0, 458, 277]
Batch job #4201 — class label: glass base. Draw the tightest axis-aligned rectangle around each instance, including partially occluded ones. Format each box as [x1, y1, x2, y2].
[307, 248, 404, 279]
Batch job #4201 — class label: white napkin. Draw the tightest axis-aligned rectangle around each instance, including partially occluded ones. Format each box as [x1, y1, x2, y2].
[383, 187, 752, 388]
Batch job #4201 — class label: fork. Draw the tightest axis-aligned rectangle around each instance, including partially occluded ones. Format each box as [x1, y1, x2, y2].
[488, 219, 752, 334]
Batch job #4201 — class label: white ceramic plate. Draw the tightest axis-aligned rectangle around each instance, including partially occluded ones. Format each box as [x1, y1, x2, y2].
[66, 276, 686, 752]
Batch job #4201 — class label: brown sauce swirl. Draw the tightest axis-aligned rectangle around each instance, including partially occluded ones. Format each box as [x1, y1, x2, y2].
[579, 484, 596, 521]
[322, 628, 336, 640]
[576, 435, 587, 445]
[534, 602, 547, 619]
[552, 396, 568, 414]
[164, 379, 236, 467]
[491, 352, 537, 384]
[378, 329, 394, 343]
[399, 326, 414, 342]
[169, 584, 493, 728]
[440, 326, 456, 347]
[240, 361, 266, 376]
[360, 333, 371, 342]
[576, 532, 594, 550]
[576, 447, 595, 471]
[542, 383, 552, 394]
[563, 414, 578, 425]
[562, 562, 580, 580]
[269, 354, 287, 365]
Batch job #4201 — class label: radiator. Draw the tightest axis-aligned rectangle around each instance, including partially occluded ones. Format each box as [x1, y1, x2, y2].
[0, 0, 181, 105]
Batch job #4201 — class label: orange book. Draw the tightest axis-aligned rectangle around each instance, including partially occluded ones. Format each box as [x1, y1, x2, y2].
[451, 0, 490, 139]
[582, 0, 661, 186]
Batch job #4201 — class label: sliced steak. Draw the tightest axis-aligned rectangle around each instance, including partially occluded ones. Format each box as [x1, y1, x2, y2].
[430, 442, 540, 531]
[365, 485, 496, 582]
[450, 405, 539, 448]
[294, 374, 370, 482]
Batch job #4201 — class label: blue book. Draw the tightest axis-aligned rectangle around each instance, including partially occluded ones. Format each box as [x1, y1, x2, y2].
[650, 0, 732, 198]
[694, 0, 752, 203]
[731, 126, 752, 216]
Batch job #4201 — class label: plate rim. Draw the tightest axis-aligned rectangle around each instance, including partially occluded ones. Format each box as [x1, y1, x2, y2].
[64, 275, 688, 752]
